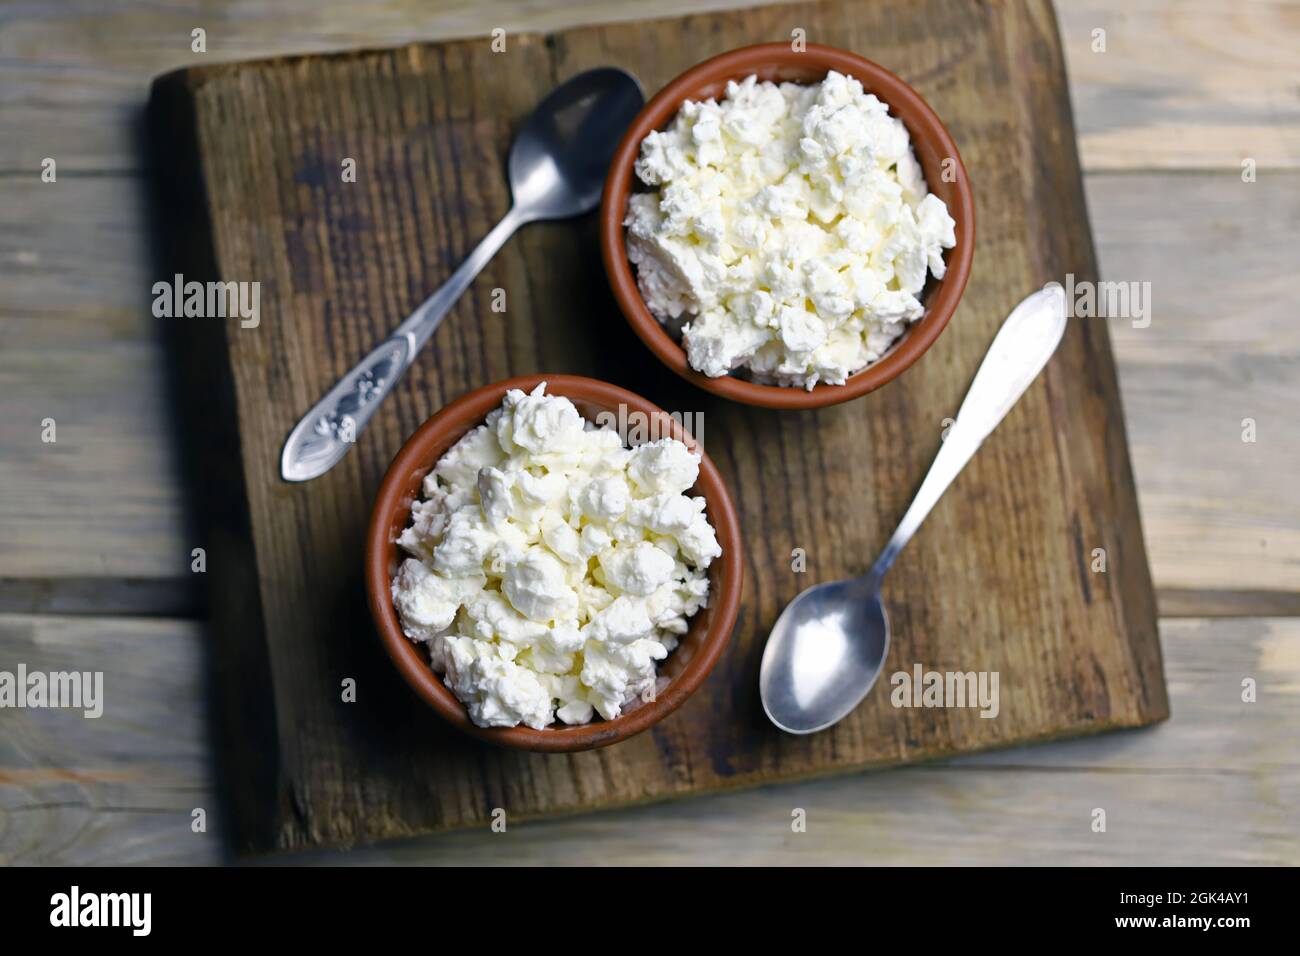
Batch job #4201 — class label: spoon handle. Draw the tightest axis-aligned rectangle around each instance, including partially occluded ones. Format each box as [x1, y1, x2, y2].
[280, 206, 524, 482]
[868, 285, 1068, 582]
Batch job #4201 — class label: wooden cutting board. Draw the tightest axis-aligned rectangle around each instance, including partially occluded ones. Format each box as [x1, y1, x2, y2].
[148, 0, 1167, 854]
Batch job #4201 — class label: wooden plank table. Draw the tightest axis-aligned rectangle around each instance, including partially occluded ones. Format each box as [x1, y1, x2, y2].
[2, 0, 1297, 864]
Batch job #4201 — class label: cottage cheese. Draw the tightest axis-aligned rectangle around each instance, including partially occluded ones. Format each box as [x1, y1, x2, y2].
[392, 383, 720, 729]
[625, 71, 957, 389]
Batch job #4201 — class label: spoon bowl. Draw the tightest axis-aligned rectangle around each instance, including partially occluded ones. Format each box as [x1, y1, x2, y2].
[761, 578, 890, 734]
[510, 67, 644, 218]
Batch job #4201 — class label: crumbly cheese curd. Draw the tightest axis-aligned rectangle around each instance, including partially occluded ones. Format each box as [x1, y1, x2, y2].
[391, 383, 721, 729]
[625, 71, 957, 389]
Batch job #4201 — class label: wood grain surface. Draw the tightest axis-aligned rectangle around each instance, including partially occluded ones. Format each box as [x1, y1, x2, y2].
[143, 0, 1168, 853]
[0, 614, 216, 866]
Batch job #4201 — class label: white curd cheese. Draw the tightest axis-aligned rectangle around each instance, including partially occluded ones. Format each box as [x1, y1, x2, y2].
[625, 71, 957, 389]
[392, 383, 721, 729]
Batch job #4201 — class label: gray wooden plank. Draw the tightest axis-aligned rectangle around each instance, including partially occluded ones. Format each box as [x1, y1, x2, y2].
[0, 330, 190, 584]
[0, 174, 193, 588]
[0, 614, 224, 865]
[2, 614, 1295, 864]
[1059, 0, 1300, 171]
[0, 578, 203, 618]
[1089, 171, 1300, 598]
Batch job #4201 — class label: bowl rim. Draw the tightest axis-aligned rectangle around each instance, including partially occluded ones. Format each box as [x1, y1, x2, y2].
[364, 373, 745, 752]
[599, 41, 976, 409]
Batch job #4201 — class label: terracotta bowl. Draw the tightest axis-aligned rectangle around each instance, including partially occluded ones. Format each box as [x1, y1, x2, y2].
[600, 42, 975, 409]
[365, 374, 744, 752]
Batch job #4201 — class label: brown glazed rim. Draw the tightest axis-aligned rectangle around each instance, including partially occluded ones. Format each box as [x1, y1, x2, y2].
[600, 42, 976, 409]
[365, 374, 744, 752]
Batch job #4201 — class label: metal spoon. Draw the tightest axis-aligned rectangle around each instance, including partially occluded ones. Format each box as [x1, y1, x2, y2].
[281, 67, 644, 482]
[759, 285, 1069, 734]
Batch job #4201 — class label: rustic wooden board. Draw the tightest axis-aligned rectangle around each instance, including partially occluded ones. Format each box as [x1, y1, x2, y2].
[147, 0, 1167, 853]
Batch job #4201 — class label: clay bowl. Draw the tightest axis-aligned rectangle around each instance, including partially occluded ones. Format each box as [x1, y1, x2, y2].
[600, 42, 975, 409]
[365, 373, 744, 752]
